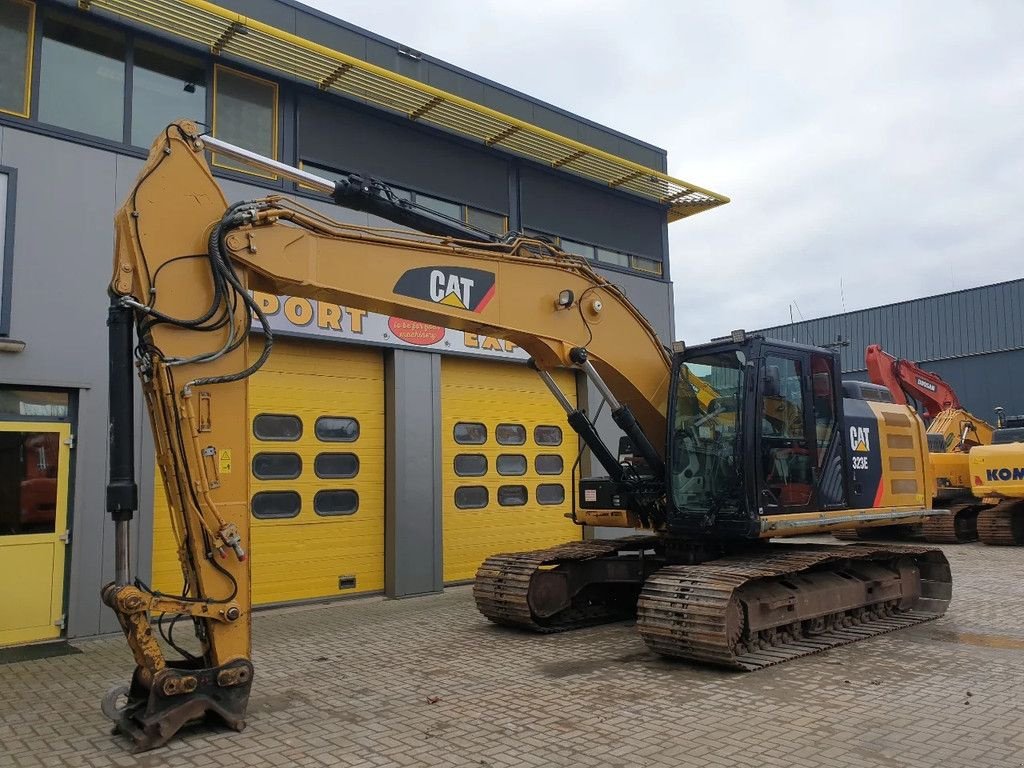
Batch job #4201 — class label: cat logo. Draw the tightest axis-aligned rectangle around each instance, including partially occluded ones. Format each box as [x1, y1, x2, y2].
[393, 266, 496, 313]
[849, 426, 871, 452]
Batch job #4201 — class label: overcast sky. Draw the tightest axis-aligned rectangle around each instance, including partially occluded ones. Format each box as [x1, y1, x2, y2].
[305, 1, 1024, 343]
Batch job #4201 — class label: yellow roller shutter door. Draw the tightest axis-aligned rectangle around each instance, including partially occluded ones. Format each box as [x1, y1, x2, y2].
[152, 339, 384, 605]
[442, 357, 582, 582]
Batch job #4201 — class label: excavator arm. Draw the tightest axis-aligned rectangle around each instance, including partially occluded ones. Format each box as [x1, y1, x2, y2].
[865, 343, 960, 418]
[865, 343, 993, 450]
[102, 122, 673, 749]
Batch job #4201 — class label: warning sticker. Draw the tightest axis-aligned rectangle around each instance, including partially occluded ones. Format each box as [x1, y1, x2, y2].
[219, 449, 232, 474]
[584, 489, 597, 503]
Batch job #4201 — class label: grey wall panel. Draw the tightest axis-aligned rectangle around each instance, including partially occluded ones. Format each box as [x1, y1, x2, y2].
[384, 349, 443, 597]
[758, 278, 1024, 371]
[427, 65, 485, 105]
[0, 128, 138, 636]
[520, 166, 665, 259]
[843, 351, 1023, 419]
[532, 106, 582, 144]
[299, 94, 509, 213]
[364, 38, 425, 81]
[217, 0, 296, 32]
[597, 268, 673, 344]
[920, 351, 1024, 419]
[293, 12, 367, 60]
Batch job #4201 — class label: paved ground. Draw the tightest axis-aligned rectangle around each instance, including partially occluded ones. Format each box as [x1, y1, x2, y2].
[2, 538, 1024, 768]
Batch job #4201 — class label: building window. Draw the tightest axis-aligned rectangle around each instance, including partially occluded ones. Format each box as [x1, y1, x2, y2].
[453, 422, 487, 445]
[535, 454, 563, 475]
[534, 425, 563, 446]
[536, 483, 565, 505]
[38, 14, 125, 141]
[0, 0, 35, 118]
[498, 485, 528, 507]
[558, 238, 594, 260]
[595, 247, 630, 268]
[0, 388, 69, 419]
[466, 207, 507, 236]
[454, 453, 487, 477]
[314, 416, 359, 442]
[212, 65, 278, 177]
[131, 42, 206, 148]
[495, 423, 526, 445]
[251, 452, 302, 481]
[525, 231, 661, 277]
[299, 161, 507, 235]
[496, 454, 527, 476]
[314, 489, 359, 516]
[314, 452, 359, 479]
[253, 414, 302, 442]
[251, 490, 301, 519]
[454, 485, 488, 509]
[631, 255, 663, 276]
[415, 192, 461, 220]
[0, 168, 13, 336]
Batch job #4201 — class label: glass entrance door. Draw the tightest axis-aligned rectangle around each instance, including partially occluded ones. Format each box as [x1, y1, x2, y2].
[0, 422, 71, 646]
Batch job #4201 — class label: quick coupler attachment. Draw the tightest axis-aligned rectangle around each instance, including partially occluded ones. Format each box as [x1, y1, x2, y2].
[104, 658, 254, 752]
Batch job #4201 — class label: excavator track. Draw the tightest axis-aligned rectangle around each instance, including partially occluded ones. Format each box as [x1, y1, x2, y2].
[636, 543, 950, 670]
[977, 501, 1024, 546]
[473, 535, 660, 632]
[920, 502, 983, 544]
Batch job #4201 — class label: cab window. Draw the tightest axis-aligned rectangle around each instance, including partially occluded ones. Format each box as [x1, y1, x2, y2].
[810, 355, 836, 465]
[760, 356, 812, 509]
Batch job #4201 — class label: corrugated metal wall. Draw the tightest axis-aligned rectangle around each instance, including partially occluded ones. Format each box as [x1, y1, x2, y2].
[757, 279, 1024, 417]
[757, 279, 1024, 372]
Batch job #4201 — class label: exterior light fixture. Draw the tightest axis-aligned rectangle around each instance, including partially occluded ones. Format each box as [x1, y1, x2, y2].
[556, 289, 574, 309]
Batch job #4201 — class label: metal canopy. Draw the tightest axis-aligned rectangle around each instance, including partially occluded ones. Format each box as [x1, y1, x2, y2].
[82, 0, 729, 222]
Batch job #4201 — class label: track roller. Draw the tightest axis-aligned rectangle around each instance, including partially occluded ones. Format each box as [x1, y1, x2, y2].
[977, 501, 1024, 546]
[473, 536, 661, 632]
[920, 502, 983, 544]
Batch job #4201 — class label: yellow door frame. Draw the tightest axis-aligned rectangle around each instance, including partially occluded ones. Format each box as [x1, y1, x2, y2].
[0, 421, 71, 646]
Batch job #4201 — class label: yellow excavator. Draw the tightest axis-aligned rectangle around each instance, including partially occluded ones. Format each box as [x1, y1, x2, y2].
[967, 410, 1024, 546]
[102, 122, 951, 751]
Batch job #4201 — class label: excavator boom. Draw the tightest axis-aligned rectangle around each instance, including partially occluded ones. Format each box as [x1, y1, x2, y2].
[102, 122, 673, 749]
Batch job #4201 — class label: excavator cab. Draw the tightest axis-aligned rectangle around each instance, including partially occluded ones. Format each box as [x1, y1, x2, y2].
[667, 335, 846, 539]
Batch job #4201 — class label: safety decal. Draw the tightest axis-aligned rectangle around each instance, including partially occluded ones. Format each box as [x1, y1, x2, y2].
[393, 267, 496, 313]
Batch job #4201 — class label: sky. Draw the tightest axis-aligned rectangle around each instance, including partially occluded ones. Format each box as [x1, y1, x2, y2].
[303, 1, 1024, 343]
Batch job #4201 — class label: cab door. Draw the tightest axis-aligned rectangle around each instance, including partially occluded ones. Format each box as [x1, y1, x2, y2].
[756, 352, 817, 513]
[0, 422, 71, 646]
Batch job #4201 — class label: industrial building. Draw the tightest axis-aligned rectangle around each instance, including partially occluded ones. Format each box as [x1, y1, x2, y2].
[0, 0, 726, 645]
[756, 278, 1024, 419]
